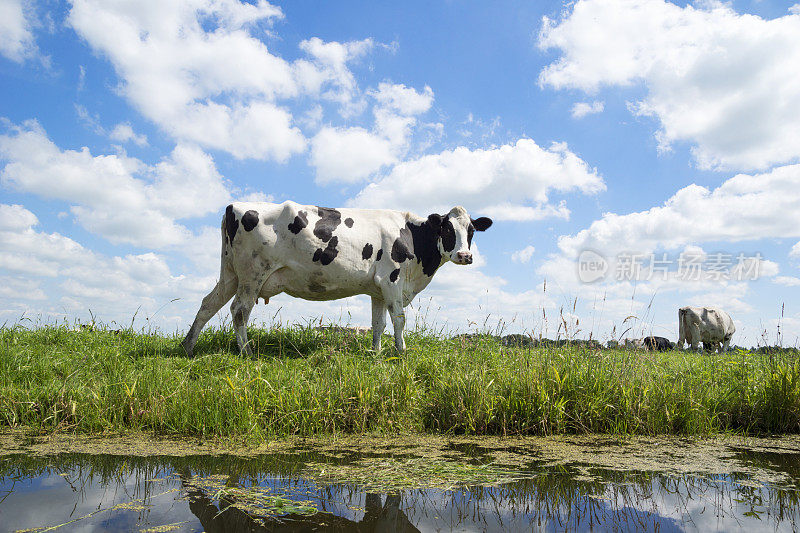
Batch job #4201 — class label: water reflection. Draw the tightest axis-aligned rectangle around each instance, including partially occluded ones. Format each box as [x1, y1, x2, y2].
[1, 449, 799, 532]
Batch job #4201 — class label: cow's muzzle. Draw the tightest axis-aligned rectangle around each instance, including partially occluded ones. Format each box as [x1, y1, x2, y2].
[455, 252, 473, 264]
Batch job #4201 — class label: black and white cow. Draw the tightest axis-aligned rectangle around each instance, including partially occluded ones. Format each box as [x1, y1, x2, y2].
[182, 201, 492, 356]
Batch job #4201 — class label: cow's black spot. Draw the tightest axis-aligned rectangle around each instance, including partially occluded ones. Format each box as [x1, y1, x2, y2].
[288, 210, 308, 234]
[391, 227, 415, 263]
[344, 217, 354, 228]
[314, 207, 341, 242]
[312, 236, 339, 266]
[467, 224, 475, 248]
[242, 210, 259, 231]
[390, 268, 400, 283]
[406, 218, 443, 277]
[440, 218, 456, 252]
[362, 243, 373, 260]
[376, 249, 383, 261]
[224, 204, 239, 245]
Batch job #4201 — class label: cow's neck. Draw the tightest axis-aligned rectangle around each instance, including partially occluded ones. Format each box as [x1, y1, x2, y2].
[402, 254, 448, 305]
[405, 219, 443, 277]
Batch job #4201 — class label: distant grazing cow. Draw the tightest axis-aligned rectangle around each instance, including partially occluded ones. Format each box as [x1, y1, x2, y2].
[642, 336, 674, 351]
[677, 306, 735, 352]
[182, 202, 492, 356]
[623, 338, 645, 350]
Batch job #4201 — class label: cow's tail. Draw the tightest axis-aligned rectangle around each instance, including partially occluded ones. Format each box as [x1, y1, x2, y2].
[219, 207, 235, 279]
[677, 307, 686, 347]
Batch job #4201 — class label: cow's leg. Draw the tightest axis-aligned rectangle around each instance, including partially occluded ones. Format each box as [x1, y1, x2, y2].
[387, 300, 406, 352]
[689, 323, 702, 352]
[371, 297, 387, 352]
[230, 271, 273, 356]
[182, 274, 237, 357]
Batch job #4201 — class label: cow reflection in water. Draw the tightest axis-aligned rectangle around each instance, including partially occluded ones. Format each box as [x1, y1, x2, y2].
[179, 471, 419, 532]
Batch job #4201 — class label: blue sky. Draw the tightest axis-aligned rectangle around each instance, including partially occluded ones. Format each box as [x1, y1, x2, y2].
[1, 0, 800, 346]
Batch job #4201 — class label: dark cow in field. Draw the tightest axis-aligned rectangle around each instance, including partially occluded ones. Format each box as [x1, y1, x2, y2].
[624, 337, 673, 351]
[677, 306, 735, 352]
[642, 336, 674, 351]
[182, 201, 492, 356]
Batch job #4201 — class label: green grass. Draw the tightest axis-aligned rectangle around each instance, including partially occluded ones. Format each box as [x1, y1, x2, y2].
[1, 324, 799, 439]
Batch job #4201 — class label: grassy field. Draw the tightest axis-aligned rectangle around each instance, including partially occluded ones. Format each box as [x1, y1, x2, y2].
[1, 324, 799, 440]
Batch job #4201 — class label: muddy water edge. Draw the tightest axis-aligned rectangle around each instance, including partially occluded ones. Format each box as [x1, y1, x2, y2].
[1, 431, 800, 532]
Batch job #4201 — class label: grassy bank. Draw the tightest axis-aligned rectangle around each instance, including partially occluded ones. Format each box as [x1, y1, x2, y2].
[1, 324, 799, 439]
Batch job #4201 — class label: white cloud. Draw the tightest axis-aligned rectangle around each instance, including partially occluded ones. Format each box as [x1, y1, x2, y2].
[310, 126, 398, 184]
[67, 0, 376, 161]
[0, 120, 230, 248]
[350, 138, 604, 220]
[404, 252, 555, 334]
[0, 276, 45, 301]
[774, 275, 800, 287]
[0, 202, 37, 230]
[571, 100, 604, 119]
[539, 0, 800, 171]
[109, 123, 148, 147]
[370, 82, 434, 116]
[0, 203, 218, 325]
[511, 245, 536, 263]
[0, 0, 36, 62]
[557, 164, 800, 260]
[310, 82, 435, 183]
[297, 37, 375, 115]
[790, 242, 800, 258]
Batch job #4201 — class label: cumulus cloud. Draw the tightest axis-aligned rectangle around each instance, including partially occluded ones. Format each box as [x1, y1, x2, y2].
[511, 245, 536, 263]
[0, 275, 45, 301]
[0, 203, 217, 325]
[556, 164, 800, 260]
[404, 249, 554, 334]
[109, 123, 148, 147]
[0, 120, 230, 248]
[349, 138, 604, 220]
[774, 276, 800, 287]
[309, 83, 434, 183]
[0, 0, 37, 62]
[297, 37, 375, 114]
[67, 0, 377, 161]
[370, 82, 434, 116]
[310, 126, 398, 184]
[571, 101, 604, 119]
[539, 0, 800, 171]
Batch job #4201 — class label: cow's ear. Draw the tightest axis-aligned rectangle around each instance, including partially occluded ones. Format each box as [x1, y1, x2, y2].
[427, 213, 444, 231]
[471, 217, 493, 231]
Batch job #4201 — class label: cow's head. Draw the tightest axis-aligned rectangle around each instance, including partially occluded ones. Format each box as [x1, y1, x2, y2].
[427, 206, 492, 265]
